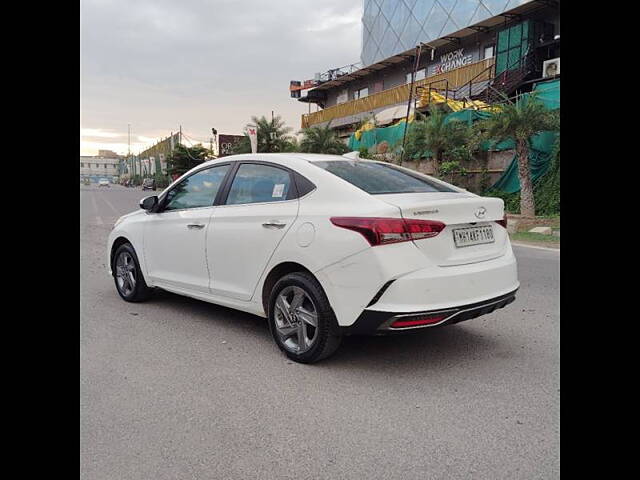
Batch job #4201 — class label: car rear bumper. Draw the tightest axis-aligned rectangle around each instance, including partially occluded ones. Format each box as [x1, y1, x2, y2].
[369, 248, 518, 313]
[343, 288, 518, 335]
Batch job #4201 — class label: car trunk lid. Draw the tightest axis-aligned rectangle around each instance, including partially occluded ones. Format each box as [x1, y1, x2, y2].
[378, 192, 508, 266]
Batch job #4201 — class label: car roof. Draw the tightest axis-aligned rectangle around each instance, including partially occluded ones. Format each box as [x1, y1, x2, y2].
[198, 152, 376, 169]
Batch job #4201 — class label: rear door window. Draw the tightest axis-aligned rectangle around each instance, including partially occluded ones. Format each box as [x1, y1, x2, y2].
[312, 160, 455, 194]
[225, 163, 294, 205]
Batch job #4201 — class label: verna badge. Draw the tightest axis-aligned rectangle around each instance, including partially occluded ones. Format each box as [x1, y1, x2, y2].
[475, 207, 487, 219]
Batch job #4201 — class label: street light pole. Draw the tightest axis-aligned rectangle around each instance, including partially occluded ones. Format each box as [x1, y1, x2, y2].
[126, 123, 131, 181]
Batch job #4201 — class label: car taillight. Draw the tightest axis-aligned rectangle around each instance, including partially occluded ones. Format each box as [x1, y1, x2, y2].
[496, 214, 508, 229]
[330, 217, 445, 246]
[390, 315, 447, 328]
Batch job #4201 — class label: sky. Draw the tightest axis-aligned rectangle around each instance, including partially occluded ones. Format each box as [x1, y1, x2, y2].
[80, 0, 363, 156]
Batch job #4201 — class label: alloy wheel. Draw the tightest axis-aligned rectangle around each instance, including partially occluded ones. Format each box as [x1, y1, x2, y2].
[115, 252, 137, 296]
[274, 286, 319, 354]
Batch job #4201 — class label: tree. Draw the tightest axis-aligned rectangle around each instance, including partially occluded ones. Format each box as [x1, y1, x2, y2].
[231, 115, 295, 154]
[166, 143, 211, 177]
[299, 122, 349, 154]
[479, 93, 559, 217]
[423, 106, 470, 177]
[403, 112, 429, 162]
[403, 107, 471, 176]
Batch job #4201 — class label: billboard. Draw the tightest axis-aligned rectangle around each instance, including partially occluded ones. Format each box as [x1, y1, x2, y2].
[218, 134, 244, 157]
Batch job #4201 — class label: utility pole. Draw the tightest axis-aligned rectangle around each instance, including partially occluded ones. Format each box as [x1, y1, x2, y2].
[400, 43, 424, 166]
[179, 125, 182, 146]
[127, 123, 131, 178]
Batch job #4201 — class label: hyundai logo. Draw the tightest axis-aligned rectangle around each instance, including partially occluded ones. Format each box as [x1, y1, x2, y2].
[475, 207, 487, 219]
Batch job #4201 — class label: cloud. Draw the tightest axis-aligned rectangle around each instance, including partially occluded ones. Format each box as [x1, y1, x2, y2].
[80, 0, 363, 155]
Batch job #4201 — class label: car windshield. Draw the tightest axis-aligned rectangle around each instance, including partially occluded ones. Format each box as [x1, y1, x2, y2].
[312, 160, 455, 194]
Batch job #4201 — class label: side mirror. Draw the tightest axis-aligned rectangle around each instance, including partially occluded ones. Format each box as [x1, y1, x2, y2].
[140, 195, 158, 211]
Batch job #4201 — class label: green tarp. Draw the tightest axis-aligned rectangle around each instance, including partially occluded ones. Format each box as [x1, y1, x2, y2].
[347, 121, 407, 152]
[488, 130, 558, 193]
[487, 79, 559, 193]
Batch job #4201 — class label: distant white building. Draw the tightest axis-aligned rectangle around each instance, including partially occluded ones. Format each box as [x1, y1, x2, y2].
[80, 156, 121, 182]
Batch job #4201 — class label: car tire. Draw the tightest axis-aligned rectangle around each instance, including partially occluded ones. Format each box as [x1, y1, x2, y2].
[112, 243, 152, 302]
[268, 272, 342, 364]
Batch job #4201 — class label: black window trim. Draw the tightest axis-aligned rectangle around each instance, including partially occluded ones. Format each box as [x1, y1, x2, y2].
[217, 160, 316, 206]
[154, 162, 233, 213]
[153, 160, 317, 212]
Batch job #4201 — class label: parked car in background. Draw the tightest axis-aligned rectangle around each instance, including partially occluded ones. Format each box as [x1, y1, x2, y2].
[107, 153, 519, 363]
[98, 178, 110, 187]
[142, 178, 156, 191]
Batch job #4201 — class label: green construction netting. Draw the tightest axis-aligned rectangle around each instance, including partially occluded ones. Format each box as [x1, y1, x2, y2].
[346, 78, 560, 193]
[347, 121, 407, 152]
[487, 79, 559, 193]
[488, 129, 558, 193]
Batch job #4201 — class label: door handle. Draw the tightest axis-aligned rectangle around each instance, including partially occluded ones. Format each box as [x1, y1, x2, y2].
[262, 221, 286, 229]
[187, 223, 205, 230]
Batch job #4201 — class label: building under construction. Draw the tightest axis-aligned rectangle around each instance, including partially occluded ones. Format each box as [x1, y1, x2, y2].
[291, 0, 560, 139]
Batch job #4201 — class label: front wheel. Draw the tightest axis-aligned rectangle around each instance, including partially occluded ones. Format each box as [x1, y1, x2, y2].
[113, 243, 152, 302]
[268, 272, 342, 364]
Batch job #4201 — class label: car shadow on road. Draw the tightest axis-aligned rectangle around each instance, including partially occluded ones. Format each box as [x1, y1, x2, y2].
[150, 288, 268, 330]
[326, 326, 501, 370]
[149, 289, 504, 372]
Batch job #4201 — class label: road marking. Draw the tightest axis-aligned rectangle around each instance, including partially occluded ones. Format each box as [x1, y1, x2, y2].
[91, 194, 99, 215]
[96, 216, 104, 225]
[512, 242, 560, 253]
[99, 191, 122, 216]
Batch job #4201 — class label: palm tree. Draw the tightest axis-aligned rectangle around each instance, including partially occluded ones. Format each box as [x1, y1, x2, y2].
[231, 115, 295, 154]
[299, 122, 349, 154]
[479, 93, 558, 217]
[404, 106, 470, 176]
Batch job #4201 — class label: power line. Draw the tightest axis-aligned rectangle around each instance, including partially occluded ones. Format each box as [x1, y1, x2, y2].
[177, 130, 208, 162]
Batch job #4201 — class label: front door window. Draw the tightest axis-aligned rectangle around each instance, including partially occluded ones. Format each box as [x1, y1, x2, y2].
[164, 164, 230, 210]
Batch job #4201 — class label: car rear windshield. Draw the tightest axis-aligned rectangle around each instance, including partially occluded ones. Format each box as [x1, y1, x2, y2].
[312, 160, 455, 194]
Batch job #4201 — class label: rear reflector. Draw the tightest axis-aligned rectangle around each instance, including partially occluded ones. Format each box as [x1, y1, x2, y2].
[330, 217, 445, 246]
[496, 214, 508, 228]
[390, 315, 447, 328]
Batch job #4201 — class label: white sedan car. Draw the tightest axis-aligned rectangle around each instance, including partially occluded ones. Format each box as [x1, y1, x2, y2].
[108, 153, 519, 363]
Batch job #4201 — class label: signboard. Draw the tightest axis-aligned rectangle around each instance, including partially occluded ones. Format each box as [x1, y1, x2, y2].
[218, 134, 244, 157]
[247, 124, 258, 154]
[429, 48, 475, 76]
[137, 132, 180, 175]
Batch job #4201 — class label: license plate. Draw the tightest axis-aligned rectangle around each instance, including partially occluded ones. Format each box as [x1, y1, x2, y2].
[453, 225, 495, 248]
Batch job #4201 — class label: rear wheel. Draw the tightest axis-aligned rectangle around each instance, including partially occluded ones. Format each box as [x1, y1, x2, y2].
[113, 243, 152, 302]
[268, 272, 342, 364]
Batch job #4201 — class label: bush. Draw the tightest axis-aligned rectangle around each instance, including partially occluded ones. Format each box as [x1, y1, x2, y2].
[358, 146, 373, 159]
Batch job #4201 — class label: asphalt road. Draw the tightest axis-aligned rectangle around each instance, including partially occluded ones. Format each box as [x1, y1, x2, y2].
[80, 184, 560, 480]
